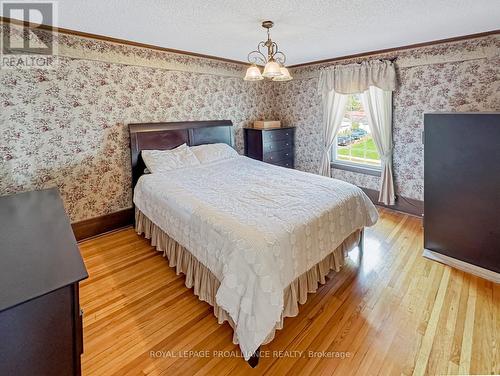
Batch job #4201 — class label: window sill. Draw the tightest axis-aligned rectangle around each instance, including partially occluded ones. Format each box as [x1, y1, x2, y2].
[331, 162, 381, 177]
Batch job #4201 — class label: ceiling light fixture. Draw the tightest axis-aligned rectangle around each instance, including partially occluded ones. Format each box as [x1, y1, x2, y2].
[244, 21, 292, 82]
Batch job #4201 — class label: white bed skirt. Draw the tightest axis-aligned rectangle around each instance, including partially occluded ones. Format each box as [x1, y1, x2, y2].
[135, 208, 361, 347]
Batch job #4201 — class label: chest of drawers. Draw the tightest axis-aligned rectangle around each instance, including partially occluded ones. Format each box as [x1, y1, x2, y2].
[0, 189, 88, 375]
[244, 127, 295, 168]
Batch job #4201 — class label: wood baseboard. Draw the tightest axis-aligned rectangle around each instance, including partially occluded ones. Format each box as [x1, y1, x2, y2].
[361, 188, 424, 217]
[72, 208, 134, 241]
[423, 249, 500, 283]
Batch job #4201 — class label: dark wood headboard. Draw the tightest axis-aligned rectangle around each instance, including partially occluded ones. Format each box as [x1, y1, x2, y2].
[129, 120, 234, 188]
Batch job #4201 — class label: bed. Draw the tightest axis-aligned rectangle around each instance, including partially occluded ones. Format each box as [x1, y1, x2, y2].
[129, 120, 378, 366]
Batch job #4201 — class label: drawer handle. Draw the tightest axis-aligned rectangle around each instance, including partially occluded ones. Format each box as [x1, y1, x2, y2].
[285, 153, 289, 156]
[270, 157, 273, 160]
[286, 143, 289, 146]
[285, 133, 289, 136]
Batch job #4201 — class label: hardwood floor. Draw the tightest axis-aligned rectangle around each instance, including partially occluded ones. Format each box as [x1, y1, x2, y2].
[78, 208, 499, 375]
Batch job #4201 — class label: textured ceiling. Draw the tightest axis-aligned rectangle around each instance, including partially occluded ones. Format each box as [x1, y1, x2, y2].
[3, 0, 500, 65]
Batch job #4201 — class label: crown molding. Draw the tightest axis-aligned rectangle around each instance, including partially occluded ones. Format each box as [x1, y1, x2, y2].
[0, 16, 249, 66]
[288, 29, 500, 68]
[1, 16, 498, 69]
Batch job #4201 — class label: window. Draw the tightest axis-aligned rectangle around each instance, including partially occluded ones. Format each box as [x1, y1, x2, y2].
[332, 94, 381, 170]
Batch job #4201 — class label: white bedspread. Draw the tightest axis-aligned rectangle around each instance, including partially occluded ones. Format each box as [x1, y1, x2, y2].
[133, 156, 378, 359]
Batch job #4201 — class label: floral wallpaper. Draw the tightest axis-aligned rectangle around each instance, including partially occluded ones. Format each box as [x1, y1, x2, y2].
[0, 27, 274, 222]
[0, 23, 498, 223]
[274, 35, 500, 201]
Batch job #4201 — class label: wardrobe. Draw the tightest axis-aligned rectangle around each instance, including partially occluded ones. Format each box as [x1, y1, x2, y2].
[423, 112, 500, 282]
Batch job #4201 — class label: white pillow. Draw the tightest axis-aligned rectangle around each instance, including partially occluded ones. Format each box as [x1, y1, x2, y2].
[141, 143, 200, 173]
[190, 143, 239, 164]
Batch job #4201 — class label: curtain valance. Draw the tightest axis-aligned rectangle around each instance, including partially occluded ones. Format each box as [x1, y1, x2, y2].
[318, 60, 396, 95]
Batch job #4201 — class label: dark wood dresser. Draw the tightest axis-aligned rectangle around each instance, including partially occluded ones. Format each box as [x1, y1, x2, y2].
[0, 188, 88, 376]
[244, 127, 295, 168]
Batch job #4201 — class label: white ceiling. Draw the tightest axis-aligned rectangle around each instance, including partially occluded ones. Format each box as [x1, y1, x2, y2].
[4, 0, 500, 65]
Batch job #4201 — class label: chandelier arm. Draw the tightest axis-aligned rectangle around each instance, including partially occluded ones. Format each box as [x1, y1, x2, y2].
[273, 51, 287, 65]
[270, 42, 282, 61]
[257, 41, 267, 58]
[247, 41, 268, 65]
[247, 50, 266, 65]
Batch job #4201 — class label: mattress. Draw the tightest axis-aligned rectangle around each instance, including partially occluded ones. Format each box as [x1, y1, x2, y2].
[133, 155, 378, 359]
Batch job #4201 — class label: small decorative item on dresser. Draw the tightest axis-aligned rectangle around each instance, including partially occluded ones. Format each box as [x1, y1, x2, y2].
[244, 126, 295, 168]
[253, 120, 281, 129]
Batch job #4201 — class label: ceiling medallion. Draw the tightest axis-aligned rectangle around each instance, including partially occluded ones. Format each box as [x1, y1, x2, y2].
[244, 21, 292, 82]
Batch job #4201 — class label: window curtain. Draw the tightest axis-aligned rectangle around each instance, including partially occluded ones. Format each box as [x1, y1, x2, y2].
[318, 60, 397, 204]
[318, 60, 396, 94]
[319, 91, 348, 177]
[361, 86, 395, 205]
